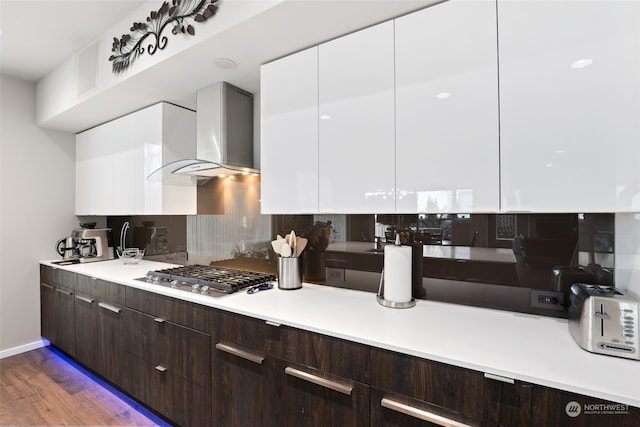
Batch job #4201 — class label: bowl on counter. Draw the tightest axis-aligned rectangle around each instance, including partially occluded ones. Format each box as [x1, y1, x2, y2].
[117, 248, 145, 265]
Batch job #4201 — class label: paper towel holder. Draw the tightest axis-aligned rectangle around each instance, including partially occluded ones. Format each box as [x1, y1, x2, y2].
[376, 269, 416, 309]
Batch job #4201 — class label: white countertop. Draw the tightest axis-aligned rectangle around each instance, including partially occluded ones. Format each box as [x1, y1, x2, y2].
[42, 259, 639, 408]
[327, 242, 517, 263]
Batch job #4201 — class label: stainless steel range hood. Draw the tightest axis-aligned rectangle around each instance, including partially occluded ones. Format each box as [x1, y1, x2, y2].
[148, 82, 257, 183]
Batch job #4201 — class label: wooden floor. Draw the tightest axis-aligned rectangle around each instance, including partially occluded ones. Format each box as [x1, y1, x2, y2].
[0, 346, 169, 426]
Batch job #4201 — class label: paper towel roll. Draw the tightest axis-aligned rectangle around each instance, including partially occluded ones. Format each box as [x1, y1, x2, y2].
[383, 245, 412, 303]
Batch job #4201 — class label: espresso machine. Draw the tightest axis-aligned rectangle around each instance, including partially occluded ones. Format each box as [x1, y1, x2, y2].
[56, 227, 115, 263]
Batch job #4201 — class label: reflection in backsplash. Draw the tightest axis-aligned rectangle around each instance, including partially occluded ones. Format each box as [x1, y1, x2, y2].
[107, 176, 615, 310]
[107, 215, 187, 258]
[186, 175, 271, 265]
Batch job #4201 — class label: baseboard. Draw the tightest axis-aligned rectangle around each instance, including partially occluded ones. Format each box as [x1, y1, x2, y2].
[0, 338, 49, 359]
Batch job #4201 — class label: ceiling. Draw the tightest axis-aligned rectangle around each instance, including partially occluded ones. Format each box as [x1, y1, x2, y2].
[0, 0, 147, 82]
[0, 0, 436, 132]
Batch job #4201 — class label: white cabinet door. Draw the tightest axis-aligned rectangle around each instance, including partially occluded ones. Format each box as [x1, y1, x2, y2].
[76, 103, 196, 215]
[113, 109, 149, 214]
[160, 103, 197, 214]
[261, 46, 319, 214]
[319, 21, 395, 213]
[395, 0, 500, 214]
[76, 124, 114, 215]
[499, 0, 640, 212]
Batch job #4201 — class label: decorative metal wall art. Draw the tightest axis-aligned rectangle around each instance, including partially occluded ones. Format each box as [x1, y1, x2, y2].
[109, 0, 218, 75]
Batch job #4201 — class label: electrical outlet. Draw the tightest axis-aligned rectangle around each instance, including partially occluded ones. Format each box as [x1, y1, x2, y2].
[326, 268, 345, 282]
[530, 290, 565, 311]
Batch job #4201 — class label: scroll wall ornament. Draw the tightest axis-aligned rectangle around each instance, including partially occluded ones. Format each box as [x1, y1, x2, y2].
[109, 0, 218, 75]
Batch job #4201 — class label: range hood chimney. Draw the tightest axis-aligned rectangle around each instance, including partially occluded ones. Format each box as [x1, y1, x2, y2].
[148, 81, 257, 183]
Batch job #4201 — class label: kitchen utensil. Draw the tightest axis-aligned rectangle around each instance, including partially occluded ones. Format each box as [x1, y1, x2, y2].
[290, 230, 297, 256]
[271, 235, 286, 255]
[295, 237, 308, 257]
[278, 256, 302, 290]
[246, 283, 274, 294]
[280, 243, 292, 257]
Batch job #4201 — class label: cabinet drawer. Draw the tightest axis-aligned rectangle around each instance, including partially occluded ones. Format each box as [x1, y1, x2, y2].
[126, 309, 210, 389]
[214, 310, 270, 353]
[76, 275, 125, 305]
[370, 388, 476, 427]
[530, 386, 640, 427]
[40, 265, 76, 288]
[271, 357, 370, 427]
[371, 347, 501, 423]
[125, 353, 210, 427]
[269, 325, 370, 384]
[125, 286, 213, 333]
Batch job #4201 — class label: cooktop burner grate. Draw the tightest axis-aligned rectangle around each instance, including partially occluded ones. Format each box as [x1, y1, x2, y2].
[141, 265, 275, 296]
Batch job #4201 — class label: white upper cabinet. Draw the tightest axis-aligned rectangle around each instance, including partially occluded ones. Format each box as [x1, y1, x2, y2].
[395, 0, 500, 213]
[498, 0, 640, 212]
[318, 21, 396, 213]
[76, 123, 114, 215]
[261, 46, 319, 214]
[76, 103, 196, 215]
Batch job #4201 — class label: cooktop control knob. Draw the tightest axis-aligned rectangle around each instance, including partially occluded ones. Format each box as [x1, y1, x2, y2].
[191, 284, 200, 292]
[170, 280, 178, 288]
[200, 286, 209, 295]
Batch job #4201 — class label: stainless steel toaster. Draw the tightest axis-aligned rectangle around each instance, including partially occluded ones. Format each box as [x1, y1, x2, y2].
[569, 284, 639, 360]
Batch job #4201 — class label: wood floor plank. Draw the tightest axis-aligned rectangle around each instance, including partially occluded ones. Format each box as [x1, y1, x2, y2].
[0, 346, 168, 426]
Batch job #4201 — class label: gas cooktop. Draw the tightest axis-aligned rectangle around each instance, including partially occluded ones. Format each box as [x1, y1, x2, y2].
[137, 265, 275, 298]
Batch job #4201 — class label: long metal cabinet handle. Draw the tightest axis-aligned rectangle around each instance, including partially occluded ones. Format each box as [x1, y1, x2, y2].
[215, 342, 264, 365]
[380, 398, 472, 427]
[154, 318, 166, 323]
[284, 367, 353, 396]
[98, 302, 121, 314]
[75, 295, 94, 304]
[55, 288, 73, 296]
[41, 283, 54, 290]
[155, 365, 167, 372]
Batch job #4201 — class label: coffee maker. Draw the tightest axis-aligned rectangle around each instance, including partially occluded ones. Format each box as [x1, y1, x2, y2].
[56, 227, 115, 263]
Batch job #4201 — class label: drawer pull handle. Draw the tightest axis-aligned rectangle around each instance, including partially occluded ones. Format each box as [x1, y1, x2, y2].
[155, 365, 167, 372]
[154, 318, 166, 323]
[55, 288, 73, 296]
[75, 295, 94, 304]
[41, 283, 54, 290]
[284, 367, 352, 396]
[98, 302, 121, 314]
[265, 320, 281, 327]
[484, 372, 514, 384]
[216, 343, 264, 365]
[381, 398, 472, 427]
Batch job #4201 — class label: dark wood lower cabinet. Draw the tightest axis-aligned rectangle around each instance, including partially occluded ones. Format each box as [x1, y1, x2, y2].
[528, 386, 640, 427]
[40, 281, 76, 357]
[40, 266, 638, 427]
[211, 311, 269, 426]
[270, 357, 370, 427]
[94, 301, 126, 385]
[73, 292, 98, 367]
[371, 347, 502, 425]
[370, 388, 475, 427]
[125, 353, 209, 427]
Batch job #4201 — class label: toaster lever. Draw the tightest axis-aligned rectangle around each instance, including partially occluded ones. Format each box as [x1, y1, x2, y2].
[594, 311, 611, 320]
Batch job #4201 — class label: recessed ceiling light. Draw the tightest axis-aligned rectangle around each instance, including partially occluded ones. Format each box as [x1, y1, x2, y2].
[571, 59, 593, 69]
[214, 58, 236, 70]
[436, 92, 451, 99]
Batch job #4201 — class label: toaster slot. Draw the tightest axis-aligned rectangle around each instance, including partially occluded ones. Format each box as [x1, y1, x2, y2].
[597, 343, 636, 354]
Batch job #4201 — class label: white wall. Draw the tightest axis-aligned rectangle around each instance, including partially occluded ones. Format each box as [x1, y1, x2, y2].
[0, 75, 78, 357]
